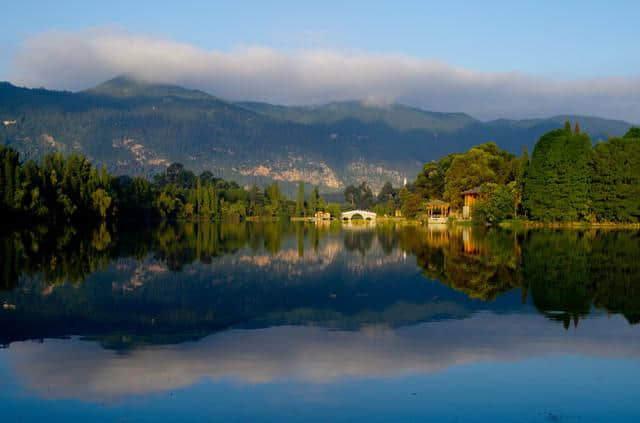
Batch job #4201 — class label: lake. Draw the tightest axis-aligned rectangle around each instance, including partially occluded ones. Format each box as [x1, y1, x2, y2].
[1, 221, 639, 422]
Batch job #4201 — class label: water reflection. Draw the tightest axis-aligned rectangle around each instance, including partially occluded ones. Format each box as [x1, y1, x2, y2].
[1, 222, 640, 348]
[2, 222, 640, 421]
[402, 225, 523, 301]
[5, 313, 639, 401]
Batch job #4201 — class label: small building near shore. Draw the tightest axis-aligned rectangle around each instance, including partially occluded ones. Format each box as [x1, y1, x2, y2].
[314, 211, 331, 221]
[425, 199, 450, 224]
[461, 187, 481, 219]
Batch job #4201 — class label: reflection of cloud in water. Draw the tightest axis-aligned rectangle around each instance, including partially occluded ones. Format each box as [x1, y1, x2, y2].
[5, 313, 640, 402]
[227, 237, 406, 277]
[236, 240, 340, 270]
[231, 242, 341, 278]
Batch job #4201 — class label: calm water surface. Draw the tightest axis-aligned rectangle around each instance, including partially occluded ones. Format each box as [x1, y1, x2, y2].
[1, 222, 639, 422]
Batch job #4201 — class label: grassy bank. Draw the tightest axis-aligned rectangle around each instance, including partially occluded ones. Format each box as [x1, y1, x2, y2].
[497, 219, 640, 230]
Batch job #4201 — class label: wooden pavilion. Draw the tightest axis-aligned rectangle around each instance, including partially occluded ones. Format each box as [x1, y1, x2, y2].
[425, 199, 450, 224]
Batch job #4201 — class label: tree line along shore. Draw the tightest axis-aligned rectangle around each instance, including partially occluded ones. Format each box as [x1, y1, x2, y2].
[1, 122, 639, 226]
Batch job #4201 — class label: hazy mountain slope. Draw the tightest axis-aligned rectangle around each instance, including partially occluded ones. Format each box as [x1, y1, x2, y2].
[86, 75, 217, 101]
[0, 78, 419, 192]
[238, 100, 477, 132]
[1, 77, 634, 193]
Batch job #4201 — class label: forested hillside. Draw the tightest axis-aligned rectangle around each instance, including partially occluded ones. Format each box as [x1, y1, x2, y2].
[1, 76, 634, 194]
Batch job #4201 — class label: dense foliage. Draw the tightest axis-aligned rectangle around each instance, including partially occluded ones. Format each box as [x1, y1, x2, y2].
[590, 131, 640, 222]
[472, 183, 517, 224]
[4, 119, 639, 226]
[344, 182, 375, 210]
[443, 142, 517, 209]
[523, 124, 640, 223]
[1, 146, 113, 222]
[403, 123, 640, 224]
[342, 180, 410, 217]
[523, 126, 592, 221]
[0, 147, 337, 224]
[379, 141, 525, 220]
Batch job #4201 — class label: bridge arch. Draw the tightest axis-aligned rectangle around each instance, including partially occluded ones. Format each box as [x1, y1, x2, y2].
[341, 210, 377, 221]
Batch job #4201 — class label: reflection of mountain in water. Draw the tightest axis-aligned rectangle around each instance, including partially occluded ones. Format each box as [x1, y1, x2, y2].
[1, 222, 640, 349]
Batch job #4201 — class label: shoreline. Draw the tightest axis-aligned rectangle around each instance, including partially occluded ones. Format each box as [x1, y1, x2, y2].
[497, 220, 640, 230]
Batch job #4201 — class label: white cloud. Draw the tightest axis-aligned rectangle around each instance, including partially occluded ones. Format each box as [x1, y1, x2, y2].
[8, 28, 640, 121]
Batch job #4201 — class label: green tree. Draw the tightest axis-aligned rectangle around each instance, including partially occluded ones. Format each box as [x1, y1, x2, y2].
[343, 182, 374, 210]
[590, 130, 640, 222]
[326, 203, 342, 219]
[155, 189, 182, 219]
[195, 177, 203, 215]
[295, 181, 305, 217]
[414, 153, 457, 200]
[473, 183, 515, 224]
[309, 186, 321, 214]
[444, 143, 515, 209]
[624, 127, 640, 139]
[523, 127, 592, 221]
[513, 146, 529, 216]
[91, 188, 112, 219]
[266, 182, 285, 217]
[398, 186, 423, 218]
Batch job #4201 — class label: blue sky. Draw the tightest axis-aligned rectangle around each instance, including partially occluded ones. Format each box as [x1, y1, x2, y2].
[3, 1, 639, 78]
[2, 1, 640, 120]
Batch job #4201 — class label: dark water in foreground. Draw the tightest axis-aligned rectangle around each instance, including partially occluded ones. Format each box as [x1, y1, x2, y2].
[1, 221, 639, 422]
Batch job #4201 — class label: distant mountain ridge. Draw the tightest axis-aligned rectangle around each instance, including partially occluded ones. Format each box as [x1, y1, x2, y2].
[0, 76, 634, 193]
[86, 75, 218, 101]
[237, 100, 477, 132]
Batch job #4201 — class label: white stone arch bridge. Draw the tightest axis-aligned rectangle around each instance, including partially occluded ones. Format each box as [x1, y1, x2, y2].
[341, 210, 377, 221]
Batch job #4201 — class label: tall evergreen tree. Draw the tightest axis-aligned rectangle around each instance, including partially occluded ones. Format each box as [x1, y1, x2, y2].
[201, 186, 211, 218]
[209, 186, 219, 217]
[513, 145, 529, 216]
[295, 181, 305, 217]
[195, 177, 203, 215]
[309, 186, 319, 214]
[590, 128, 640, 222]
[523, 127, 592, 221]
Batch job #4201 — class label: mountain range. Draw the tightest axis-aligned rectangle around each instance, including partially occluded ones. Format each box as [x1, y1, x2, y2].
[0, 76, 634, 193]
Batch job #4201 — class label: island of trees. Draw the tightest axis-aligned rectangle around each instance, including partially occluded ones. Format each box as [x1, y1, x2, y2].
[1, 122, 639, 225]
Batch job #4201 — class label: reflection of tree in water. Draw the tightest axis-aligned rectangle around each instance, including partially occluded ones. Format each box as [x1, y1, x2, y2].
[0, 220, 342, 288]
[402, 226, 523, 301]
[523, 231, 593, 328]
[153, 221, 248, 270]
[524, 230, 640, 327]
[343, 229, 376, 255]
[407, 226, 640, 327]
[375, 224, 401, 255]
[150, 220, 337, 270]
[0, 223, 125, 290]
[2, 222, 640, 330]
[591, 231, 640, 324]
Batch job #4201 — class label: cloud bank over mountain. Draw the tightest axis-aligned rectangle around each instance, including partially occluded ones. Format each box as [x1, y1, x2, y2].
[8, 28, 640, 122]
